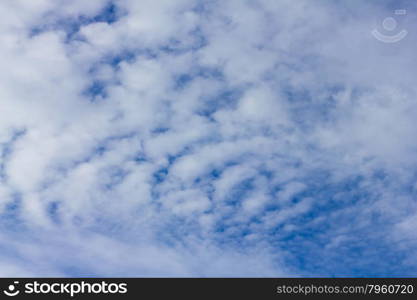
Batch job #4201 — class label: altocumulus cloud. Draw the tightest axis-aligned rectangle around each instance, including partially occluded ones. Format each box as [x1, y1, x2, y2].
[0, 0, 417, 277]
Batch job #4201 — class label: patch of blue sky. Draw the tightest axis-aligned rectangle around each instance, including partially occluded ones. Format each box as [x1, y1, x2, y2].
[266, 177, 415, 276]
[282, 231, 416, 277]
[181, 169, 404, 275]
[224, 178, 255, 207]
[90, 2, 120, 24]
[152, 167, 169, 185]
[82, 80, 108, 100]
[0, 193, 26, 234]
[98, 50, 139, 68]
[29, 2, 122, 41]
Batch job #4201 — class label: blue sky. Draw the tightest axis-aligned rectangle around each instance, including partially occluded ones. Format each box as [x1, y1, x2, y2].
[0, 0, 416, 277]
